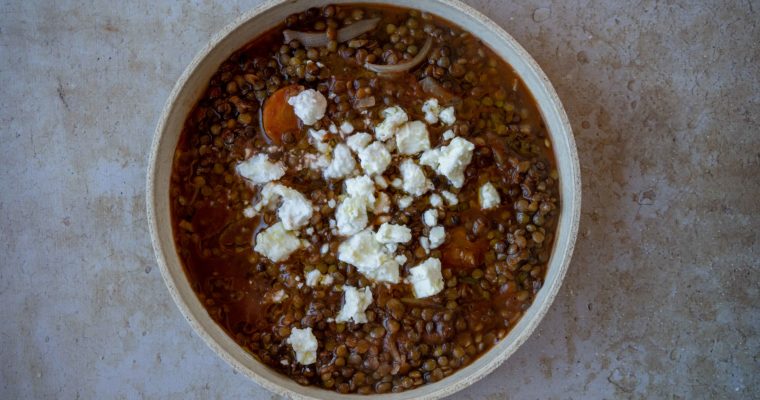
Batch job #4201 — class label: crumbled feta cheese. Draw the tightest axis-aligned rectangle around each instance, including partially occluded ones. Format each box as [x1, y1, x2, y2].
[327, 199, 336, 208]
[337, 230, 400, 283]
[324, 144, 357, 179]
[428, 226, 446, 249]
[346, 132, 372, 152]
[320, 243, 329, 254]
[374, 106, 408, 141]
[395, 254, 408, 265]
[419, 137, 475, 188]
[441, 190, 459, 205]
[397, 196, 413, 209]
[335, 196, 368, 236]
[399, 159, 432, 196]
[236, 154, 285, 185]
[408, 258, 444, 298]
[257, 183, 314, 230]
[442, 129, 456, 141]
[329, 123, 338, 134]
[305, 153, 330, 170]
[288, 89, 327, 125]
[422, 98, 441, 124]
[340, 121, 355, 134]
[321, 274, 334, 285]
[345, 175, 375, 207]
[375, 223, 412, 243]
[479, 182, 501, 209]
[254, 222, 302, 262]
[271, 289, 288, 303]
[420, 237, 430, 254]
[287, 327, 318, 365]
[374, 175, 388, 189]
[423, 209, 438, 227]
[281, 359, 289, 366]
[358, 141, 391, 175]
[336, 286, 373, 324]
[391, 178, 403, 188]
[439, 106, 456, 125]
[385, 243, 398, 253]
[309, 128, 328, 142]
[395, 121, 431, 155]
[305, 270, 322, 287]
[243, 206, 256, 218]
[374, 192, 391, 214]
[429, 194, 443, 208]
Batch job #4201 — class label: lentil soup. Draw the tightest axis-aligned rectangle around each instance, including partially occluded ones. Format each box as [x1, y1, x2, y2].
[170, 3, 559, 394]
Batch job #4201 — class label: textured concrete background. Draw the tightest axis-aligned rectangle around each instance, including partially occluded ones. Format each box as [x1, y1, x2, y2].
[1, 0, 758, 398]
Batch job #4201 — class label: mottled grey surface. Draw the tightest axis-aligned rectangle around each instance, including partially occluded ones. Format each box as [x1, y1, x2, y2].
[1, 0, 758, 398]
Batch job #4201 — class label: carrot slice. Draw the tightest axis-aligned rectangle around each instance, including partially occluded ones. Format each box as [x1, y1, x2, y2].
[262, 84, 303, 145]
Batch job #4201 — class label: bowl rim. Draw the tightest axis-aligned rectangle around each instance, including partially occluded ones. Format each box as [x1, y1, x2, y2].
[146, 0, 581, 398]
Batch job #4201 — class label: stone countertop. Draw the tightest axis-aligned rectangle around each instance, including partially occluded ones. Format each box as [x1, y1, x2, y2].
[1, 0, 758, 398]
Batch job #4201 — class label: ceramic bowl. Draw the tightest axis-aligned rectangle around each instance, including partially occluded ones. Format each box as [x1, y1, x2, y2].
[147, 1, 581, 398]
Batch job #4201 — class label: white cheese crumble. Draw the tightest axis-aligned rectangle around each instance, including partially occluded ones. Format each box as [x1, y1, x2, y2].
[324, 144, 357, 179]
[419, 137, 475, 188]
[441, 190, 459, 205]
[375, 223, 412, 243]
[336, 286, 373, 324]
[345, 175, 375, 207]
[305, 269, 322, 287]
[327, 199, 336, 208]
[337, 230, 400, 283]
[400, 159, 432, 196]
[423, 209, 438, 227]
[287, 89, 327, 125]
[395, 254, 408, 266]
[254, 222, 302, 262]
[429, 193, 443, 208]
[479, 182, 501, 209]
[236, 154, 285, 185]
[420, 237, 430, 254]
[257, 183, 314, 230]
[395, 121, 431, 155]
[340, 121, 355, 135]
[358, 141, 391, 175]
[374, 106, 408, 141]
[428, 226, 446, 249]
[287, 327, 318, 365]
[374, 175, 388, 188]
[243, 206, 256, 218]
[270, 289, 288, 303]
[408, 258, 444, 298]
[329, 123, 338, 134]
[421, 98, 442, 124]
[439, 106, 456, 125]
[335, 196, 368, 236]
[374, 192, 391, 214]
[308, 128, 330, 153]
[397, 196, 413, 209]
[391, 178, 403, 188]
[442, 129, 456, 141]
[346, 132, 372, 152]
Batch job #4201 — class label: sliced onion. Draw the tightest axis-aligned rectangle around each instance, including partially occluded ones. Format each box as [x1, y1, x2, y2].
[419, 76, 457, 103]
[282, 18, 381, 47]
[364, 37, 433, 74]
[353, 96, 376, 109]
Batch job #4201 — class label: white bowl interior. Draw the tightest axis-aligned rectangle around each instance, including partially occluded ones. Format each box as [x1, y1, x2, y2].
[147, 1, 580, 399]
